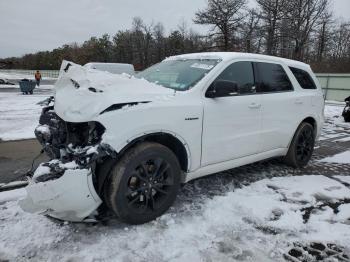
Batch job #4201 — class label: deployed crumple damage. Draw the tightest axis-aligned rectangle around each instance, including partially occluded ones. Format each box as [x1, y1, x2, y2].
[54, 60, 175, 122]
[19, 60, 197, 222]
[19, 141, 114, 221]
[19, 167, 102, 222]
[19, 96, 116, 221]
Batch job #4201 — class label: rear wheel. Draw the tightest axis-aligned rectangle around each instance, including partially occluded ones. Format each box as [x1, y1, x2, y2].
[106, 142, 181, 224]
[284, 122, 315, 168]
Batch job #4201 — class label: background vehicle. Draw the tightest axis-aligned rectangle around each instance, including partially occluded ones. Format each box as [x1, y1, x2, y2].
[84, 62, 135, 75]
[0, 78, 15, 85]
[20, 53, 324, 224]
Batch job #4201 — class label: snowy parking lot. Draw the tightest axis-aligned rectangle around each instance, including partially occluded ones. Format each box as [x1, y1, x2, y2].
[0, 91, 52, 141]
[0, 86, 350, 261]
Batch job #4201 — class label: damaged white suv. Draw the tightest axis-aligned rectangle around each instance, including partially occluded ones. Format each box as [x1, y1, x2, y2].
[20, 53, 324, 224]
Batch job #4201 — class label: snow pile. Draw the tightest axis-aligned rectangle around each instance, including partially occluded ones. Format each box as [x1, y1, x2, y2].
[0, 175, 349, 261]
[324, 103, 350, 128]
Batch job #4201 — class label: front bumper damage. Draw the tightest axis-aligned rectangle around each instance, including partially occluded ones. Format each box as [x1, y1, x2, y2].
[19, 167, 102, 222]
[19, 102, 115, 222]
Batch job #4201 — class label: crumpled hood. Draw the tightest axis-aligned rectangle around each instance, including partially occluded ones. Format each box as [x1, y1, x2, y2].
[54, 61, 174, 122]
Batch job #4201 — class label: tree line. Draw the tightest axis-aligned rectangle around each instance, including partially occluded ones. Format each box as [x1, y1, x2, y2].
[1, 0, 350, 73]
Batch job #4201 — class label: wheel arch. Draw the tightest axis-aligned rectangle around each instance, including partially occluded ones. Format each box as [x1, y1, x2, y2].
[120, 131, 190, 173]
[301, 116, 317, 134]
[95, 131, 191, 195]
[287, 116, 317, 151]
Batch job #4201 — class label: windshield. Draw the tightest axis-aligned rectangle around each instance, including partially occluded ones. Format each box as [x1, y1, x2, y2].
[136, 59, 220, 91]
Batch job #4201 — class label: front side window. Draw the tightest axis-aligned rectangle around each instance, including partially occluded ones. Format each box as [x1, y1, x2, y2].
[289, 67, 317, 89]
[255, 62, 293, 93]
[215, 61, 256, 95]
[136, 59, 220, 91]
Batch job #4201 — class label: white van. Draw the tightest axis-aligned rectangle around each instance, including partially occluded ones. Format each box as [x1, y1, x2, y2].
[84, 62, 135, 75]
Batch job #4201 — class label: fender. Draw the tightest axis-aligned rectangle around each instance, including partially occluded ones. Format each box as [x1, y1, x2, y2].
[286, 115, 318, 150]
[110, 129, 191, 161]
[95, 130, 192, 194]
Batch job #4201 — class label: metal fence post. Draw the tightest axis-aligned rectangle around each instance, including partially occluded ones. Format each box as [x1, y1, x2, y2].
[324, 75, 330, 101]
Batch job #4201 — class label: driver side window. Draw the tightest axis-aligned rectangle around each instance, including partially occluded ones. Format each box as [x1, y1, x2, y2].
[215, 61, 256, 95]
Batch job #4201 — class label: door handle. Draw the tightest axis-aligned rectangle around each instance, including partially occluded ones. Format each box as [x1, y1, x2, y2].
[248, 103, 261, 109]
[295, 99, 303, 105]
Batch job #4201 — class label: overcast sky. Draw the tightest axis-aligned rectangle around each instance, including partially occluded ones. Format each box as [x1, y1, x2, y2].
[0, 0, 349, 58]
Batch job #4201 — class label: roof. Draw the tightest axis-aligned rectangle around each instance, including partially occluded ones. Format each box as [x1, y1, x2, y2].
[165, 52, 310, 70]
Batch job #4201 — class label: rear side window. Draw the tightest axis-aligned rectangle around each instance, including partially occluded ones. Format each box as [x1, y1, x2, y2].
[216, 61, 255, 95]
[254, 62, 293, 93]
[289, 67, 317, 89]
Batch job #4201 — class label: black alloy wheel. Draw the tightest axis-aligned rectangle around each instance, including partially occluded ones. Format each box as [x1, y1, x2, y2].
[106, 142, 181, 224]
[126, 157, 175, 213]
[295, 127, 314, 163]
[284, 122, 315, 168]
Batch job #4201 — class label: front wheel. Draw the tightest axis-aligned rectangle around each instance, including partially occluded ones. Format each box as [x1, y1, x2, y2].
[105, 142, 181, 224]
[284, 122, 315, 168]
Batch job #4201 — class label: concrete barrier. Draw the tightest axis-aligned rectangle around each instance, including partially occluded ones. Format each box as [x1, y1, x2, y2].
[316, 74, 350, 102]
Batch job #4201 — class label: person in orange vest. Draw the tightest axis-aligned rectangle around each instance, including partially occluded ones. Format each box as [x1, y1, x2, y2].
[34, 70, 42, 86]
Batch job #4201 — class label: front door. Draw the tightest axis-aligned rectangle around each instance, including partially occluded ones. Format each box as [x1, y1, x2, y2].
[201, 61, 262, 166]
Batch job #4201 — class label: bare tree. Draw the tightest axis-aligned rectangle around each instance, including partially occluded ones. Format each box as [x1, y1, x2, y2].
[287, 0, 329, 60]
[240, 8, 261, 53]
[153, 22, 166, 62]
[330, 21, 350, 59]
[193, 0, 246, 50]
[315, 11, 333, 61]
[256, 0, 291, 55]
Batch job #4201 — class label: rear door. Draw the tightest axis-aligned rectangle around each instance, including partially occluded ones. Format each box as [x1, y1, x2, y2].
[254, 62, 305, 151]
[201, 61, 262, 166]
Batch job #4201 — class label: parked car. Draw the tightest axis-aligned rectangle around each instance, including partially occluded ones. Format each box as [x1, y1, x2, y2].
[0, 78, 15, 85]
[84, 62, 135, 75]
[20, 53, 324, 224]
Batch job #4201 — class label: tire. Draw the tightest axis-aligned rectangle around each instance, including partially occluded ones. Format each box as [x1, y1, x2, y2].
[106, 142, 181, 224]
[284, 122, 315, 168]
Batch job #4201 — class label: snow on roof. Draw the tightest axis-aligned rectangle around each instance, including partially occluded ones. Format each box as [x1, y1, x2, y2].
[165, 52, 310, 70]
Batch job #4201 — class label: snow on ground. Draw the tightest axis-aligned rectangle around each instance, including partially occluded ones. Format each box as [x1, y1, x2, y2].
[335, 176, 350, 185]
[0, 175, 349, 261]
[319, 150, 350, 164]
[0, 92, 52, 141]
[0, 72, 37, 80]
[323, 103, 350, 130]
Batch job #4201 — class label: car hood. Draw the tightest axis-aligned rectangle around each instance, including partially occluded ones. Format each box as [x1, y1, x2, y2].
[54, 61, 175, 122]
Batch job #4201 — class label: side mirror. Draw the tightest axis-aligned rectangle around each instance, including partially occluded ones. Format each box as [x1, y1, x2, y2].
[206, 80, 239, 98]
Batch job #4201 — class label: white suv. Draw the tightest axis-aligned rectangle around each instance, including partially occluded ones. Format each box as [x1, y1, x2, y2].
[20, 52, 324, 224]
